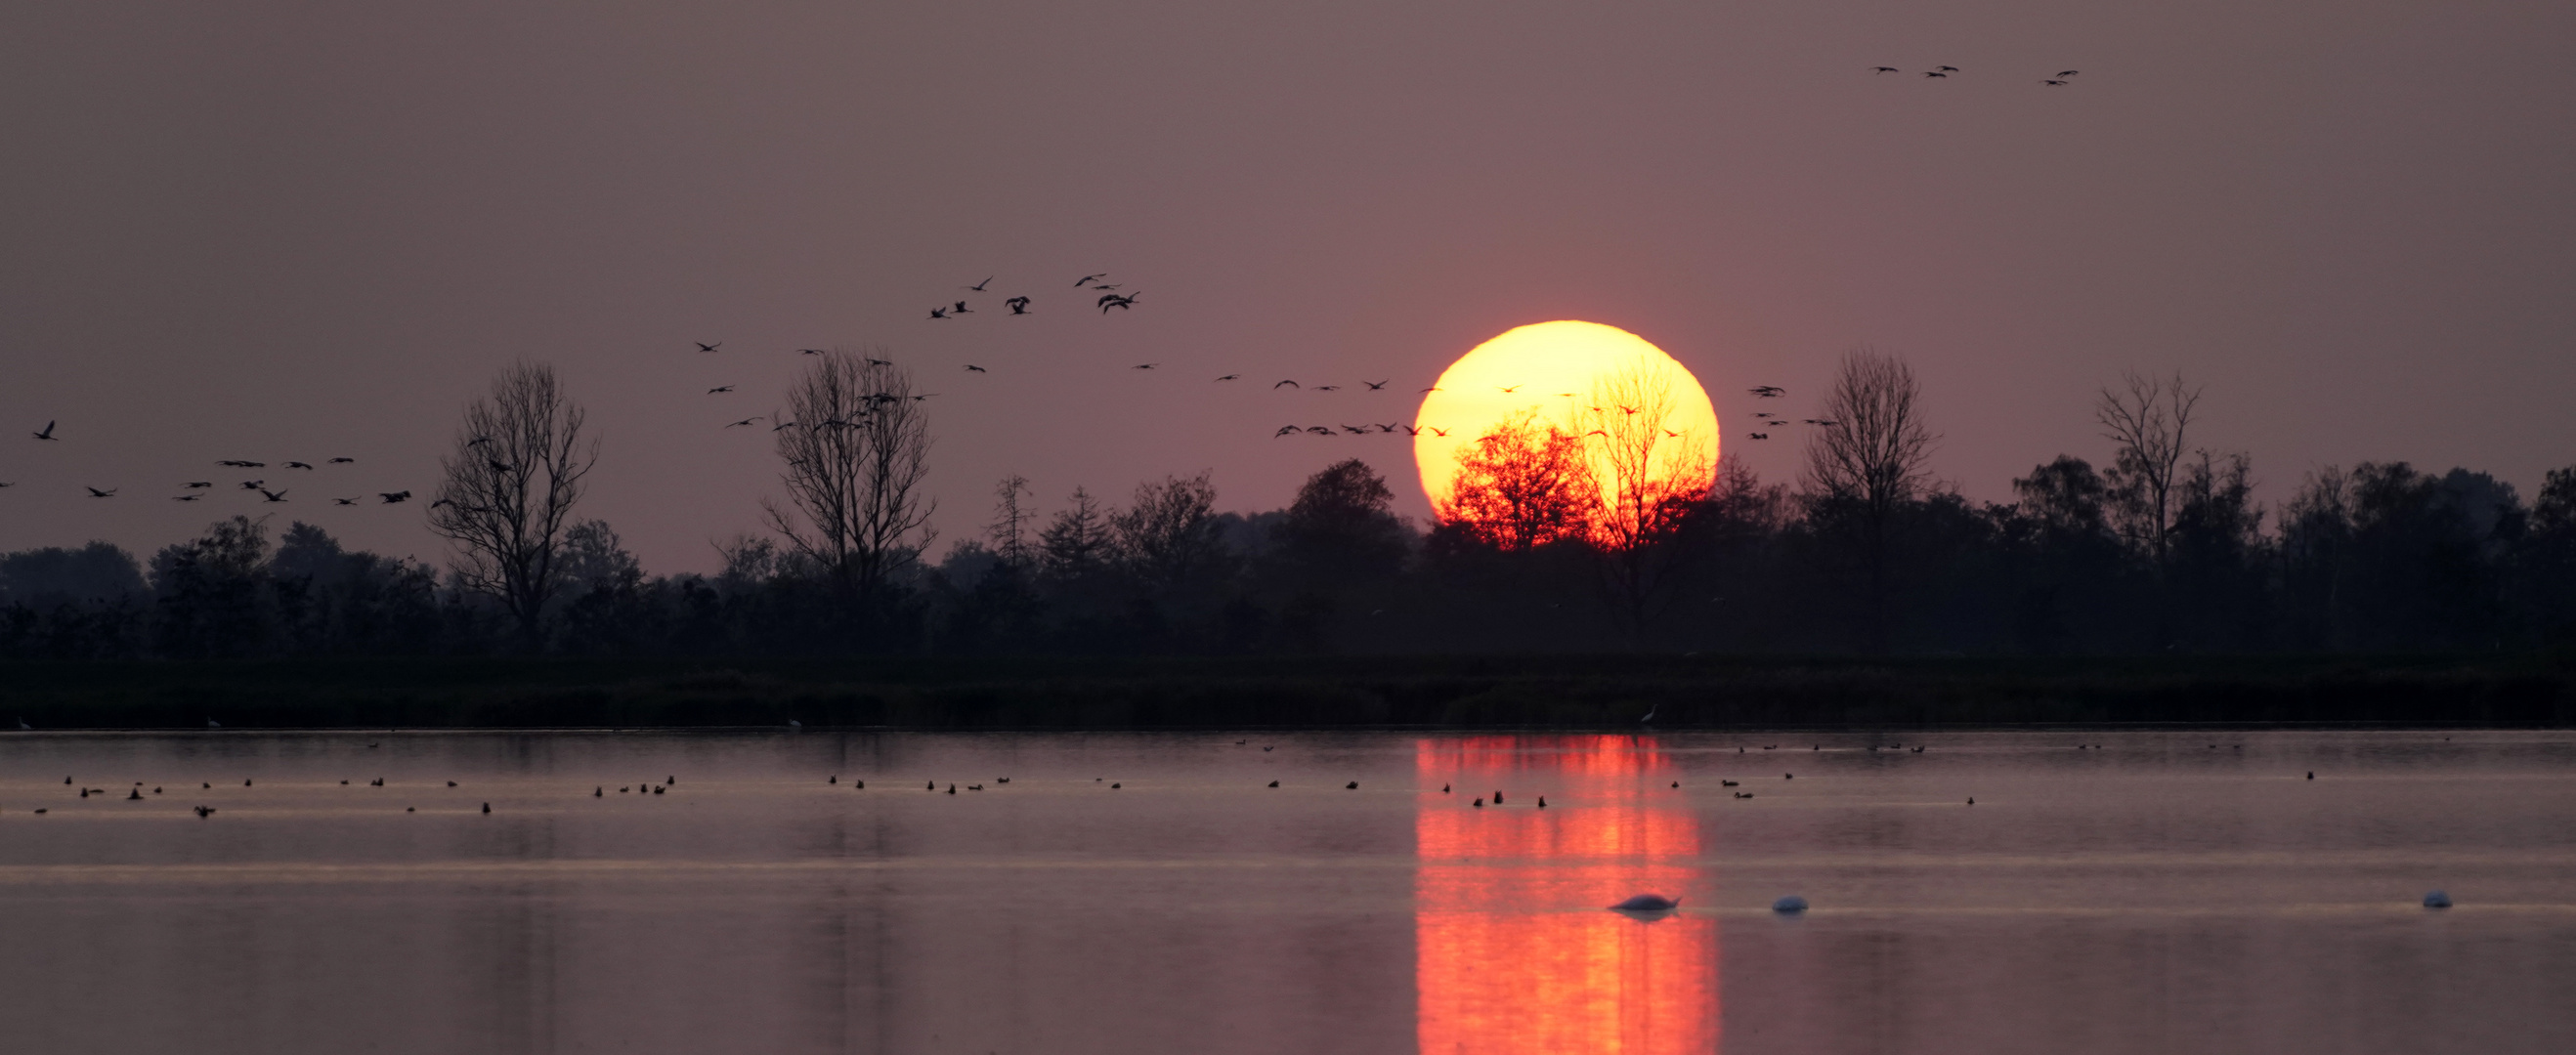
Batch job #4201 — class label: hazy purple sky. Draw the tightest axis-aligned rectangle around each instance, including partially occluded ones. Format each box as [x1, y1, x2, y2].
[5, 0, 2572, 573]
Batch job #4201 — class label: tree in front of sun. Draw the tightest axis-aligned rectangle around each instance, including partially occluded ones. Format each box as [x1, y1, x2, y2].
[1438, 410, 1597, 552]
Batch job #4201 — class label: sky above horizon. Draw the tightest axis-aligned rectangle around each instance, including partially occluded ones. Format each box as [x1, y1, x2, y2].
[4, 0, 2572, 573]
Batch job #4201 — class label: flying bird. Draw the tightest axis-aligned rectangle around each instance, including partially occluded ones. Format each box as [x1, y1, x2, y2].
[2043, 79, 2068, 86]
[1420, 387, 1441, 393]
[1938, 65, 1958, 72]
[952, 301, 971, 314]
[1425, 427, 1450, 437]
[798, 349, 829, 355]
[332, 497, 358, 505]
[1075, 273, 1108, 287]
[1273, 380, 1299, 389]
[697, 342, 722, 353]
[964, 364, 987, 372]
[1274, 425, 1301, 438]
[467, 437, 492, 447]
[260, 489, 287, 503]
[1341, 425, 1368, 435]
[1091, 283, 1123, 291]
[2057, 70, 2080, 77]
[379, 490, 410, 503]
[487, 459, 513, 474]
[1804, 418, 1839, 426]
[708, 385, 735, 394]
[967, 275, 993, 291]
[285, 461, 314, 470]
[929, 306, 948, 318]
[1400, 425, 1421, 436]
[238, 481, 264, 489]
[1097, 293, 1137, 313]
[172, 494, 201, 501]
[1873, 66, 1900, 73]
[1214, 374, 1239, 381]
[32, 421, 58, 441]
[85, 486, 114, 497]
[724, 417, 760, 428]
[1498, 385, 1523, 393]
[429, 497, 453, 509]
[1006, 296, 1031, 315]
[867, 358, 894, 366]
[1750, 386, 1784, 397]
[1663, 428, 1683, 438]
[1314, 385, 1340, 392]
[1133, 363, 1158, 370]
[1363, 380, 1389, 390]
[1306, 426, 1333, 436]
[1749, 433, 1769, 440]
[184, 482, 212, 488]
[328, 457, 354, 463]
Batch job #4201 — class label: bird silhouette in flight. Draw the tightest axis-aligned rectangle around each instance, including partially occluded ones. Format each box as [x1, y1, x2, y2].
[866, 357, 893, 366]
[1664, 428, 1683, 438]
[1215, 374, 1239, 381]
[1273, 380, 1299, 389]
[467, 437, 492, 447]
[1133, 363, 1158, 370]
[2043, 79, 2068, 86]
[967, 275, 993, 291]
[1804, 418, 1839, 426]
[708, 385, 735, 394]
[1425, 426, 1450, 437]
[1274, 425, 1301, 438]
[379, 490, 410, 503]
[1749, 432, 1769, 440]
[1075, 273, 1108, 287]
[697, 342, 722, 353]
[1874, 66, 1900, 73]
[1399, 424, 1421, 436]
[1585, 429, 1609, 438]
[724, 417, 760, 428]
[1618, 404, 1640, 415]
[2057, 70, 2080, 77]
[285, 461, 314, 470]
[86, 486, 115, 497]
[1938, 65, 1958, 72]
[772, 420, 799, 431]
[1498, 385, 1524, 394]
[32, 421, 58, 441]
[952, 301, 972, 314]
[964, 364, 987, 373]
[173, 493, 201, 501]
[1315, 384, 1340, 392]
[332, 497, 358, 505]
[1363, 380, 1389, 390]
[1098, 293, 1137, 313]
[1341, 425, 1368, 435]
[1091, 283, 1123, 291]
[238, 481, 264, 489]
[1006, 296, 1031, 315]
[184, 482, 212, 488]
[487, 459, 513, 474]
[1375, 423, 1399, 433]
[328, 457, 355, 464]
[1306, 426, 1333, 436]
[429, 497, 453, 509]
[218, 459, 256, 467]
[1750, 386, 1784, 398]
[928, 306, 948, 318]
[1925, 70, 1948, 78]
[1420, 387, 1441, 393]
[797, 348, 829, 355]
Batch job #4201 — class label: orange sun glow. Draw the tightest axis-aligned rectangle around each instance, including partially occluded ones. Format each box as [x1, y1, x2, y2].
[1411, 321, 1721, 519]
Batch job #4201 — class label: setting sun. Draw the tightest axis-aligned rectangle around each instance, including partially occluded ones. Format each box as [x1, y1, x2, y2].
[1412, 321, 1721, 521]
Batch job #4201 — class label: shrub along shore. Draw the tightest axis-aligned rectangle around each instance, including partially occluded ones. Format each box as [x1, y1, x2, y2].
[0, 654, 2569, 731]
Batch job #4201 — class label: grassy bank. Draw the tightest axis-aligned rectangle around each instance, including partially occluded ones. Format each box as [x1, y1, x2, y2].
[0, 654, 2570, 730]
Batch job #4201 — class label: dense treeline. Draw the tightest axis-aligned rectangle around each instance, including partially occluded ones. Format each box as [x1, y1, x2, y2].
[3, 453, 2571, 660]
[2, 351, 2570, 659]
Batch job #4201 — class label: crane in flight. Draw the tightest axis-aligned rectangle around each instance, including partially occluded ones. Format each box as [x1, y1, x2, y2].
[697, 342, 722, 353]
[1750, 386, 1784, 398]
[1075, 273, 1108, 287]
[1006, 297, 1030, 315]
[1215, 374, 1239, 382]
[966, 275, 993, 291]
[86, 486, 115, 497]
[32, 421, 58, 441]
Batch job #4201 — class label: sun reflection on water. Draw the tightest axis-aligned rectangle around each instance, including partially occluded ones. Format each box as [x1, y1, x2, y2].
[1416, 736, 1719, 1055]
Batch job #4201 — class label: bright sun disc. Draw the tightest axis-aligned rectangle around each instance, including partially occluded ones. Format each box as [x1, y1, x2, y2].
[1412, 320, 1720, 516]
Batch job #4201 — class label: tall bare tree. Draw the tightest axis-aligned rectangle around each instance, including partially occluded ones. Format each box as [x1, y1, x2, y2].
[2095, 370, 2203, 564]
[1802, 347, 1936, 650]
[987, 474, 1035, 570]
[764, 350, 937, 601]
[1577, 361, 1715, 637]
[428, 361, 597, 647]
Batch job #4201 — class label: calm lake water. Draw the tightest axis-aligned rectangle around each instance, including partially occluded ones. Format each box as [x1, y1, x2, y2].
[2, 729, 2571, 1054]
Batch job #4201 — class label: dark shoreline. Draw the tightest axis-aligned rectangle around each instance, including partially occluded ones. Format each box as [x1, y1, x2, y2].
[1, 654, 2569, 731]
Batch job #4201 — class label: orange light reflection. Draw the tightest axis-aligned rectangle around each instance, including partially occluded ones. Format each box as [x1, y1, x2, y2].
[1416, 736, 1719, 1055]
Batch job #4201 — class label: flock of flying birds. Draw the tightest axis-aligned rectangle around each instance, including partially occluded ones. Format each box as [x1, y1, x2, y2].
[1875, 63, 2083, 86]
[4, 421, 397, 506]
[9, 269, 1826, 506]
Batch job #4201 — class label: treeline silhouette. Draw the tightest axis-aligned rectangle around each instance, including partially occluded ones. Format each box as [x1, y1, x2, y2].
[3, 351, 2571, 660]
[3, 452, 2571, 660]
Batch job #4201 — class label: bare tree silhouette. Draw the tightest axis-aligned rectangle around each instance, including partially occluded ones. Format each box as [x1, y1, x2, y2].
[1578, 361, 1715, 638]
[2096, 370, 2203, 564]
[428, 361, 597, 648]
[1440, 409, 1596, 552]
[1803, 348, 1936, 651]
[988, 474, 1036, 571]
[764, 350, 936, 602]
